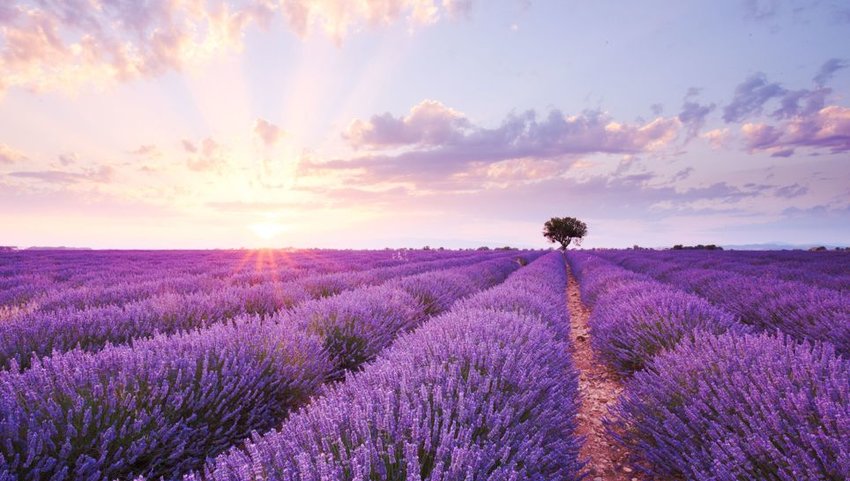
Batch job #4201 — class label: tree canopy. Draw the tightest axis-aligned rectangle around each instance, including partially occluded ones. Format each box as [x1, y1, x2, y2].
[543, 217, 588, 250]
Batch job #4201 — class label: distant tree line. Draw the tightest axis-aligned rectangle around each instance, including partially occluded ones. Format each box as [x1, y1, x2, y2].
[671, 244, 724, 251]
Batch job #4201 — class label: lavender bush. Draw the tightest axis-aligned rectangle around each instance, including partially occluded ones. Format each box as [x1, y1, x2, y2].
[609, 332, 850, 480]
[591, 288, 747, 375]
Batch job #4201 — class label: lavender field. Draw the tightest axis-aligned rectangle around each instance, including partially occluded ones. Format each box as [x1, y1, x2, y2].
[0, 247, 847, 481]
[3, 1, 849, 479]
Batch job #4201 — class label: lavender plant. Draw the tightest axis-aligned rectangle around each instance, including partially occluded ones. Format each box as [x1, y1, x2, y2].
[590, 288, 747, 375]
[608, 332, 850, 480]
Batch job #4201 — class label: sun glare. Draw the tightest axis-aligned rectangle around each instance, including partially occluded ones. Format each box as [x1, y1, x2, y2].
[249, 222, 286, 240]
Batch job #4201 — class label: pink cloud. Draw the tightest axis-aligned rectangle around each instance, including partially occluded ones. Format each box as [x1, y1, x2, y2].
[254, 118, 286, 147]
[58, 152, 79, 166]
[9, 165, 114, 184]
[344, 102, 679, 154]
[701, 128, 732, 149]
[129, 144, 162, 158]
[186, 137, 226, 172]
[344, 100, 472, 149]
[0, 2, 266, 93]
[0, 1, 478, 94]
[307, 102, 681, 185]
[742, 105, 850, 155]
[0, 143, 27, 164]
[181, 139, 198, 153]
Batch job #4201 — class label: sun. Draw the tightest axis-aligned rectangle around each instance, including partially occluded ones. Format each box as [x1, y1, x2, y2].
[249, 222, 286, 240]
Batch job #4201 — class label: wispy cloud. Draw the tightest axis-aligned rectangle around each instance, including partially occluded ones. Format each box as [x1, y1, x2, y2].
[775, 183, 808, 198]
[813, 58, 848, 87]
[722, 73, 788, 123]
[184, 137, 226, 172]
[0, 143, 27, 164]
[9, 166, 114, 184]
[129, 145, 162, 158]
[678, 88, 715, 141]
[723, 60, 845, 124]
[742, 0, 781, 20]
[58, 152, 78, 166]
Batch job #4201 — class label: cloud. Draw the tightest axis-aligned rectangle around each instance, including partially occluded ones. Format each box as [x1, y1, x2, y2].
[300, 170, 777, 225]
[58, 152, 78, 166]
[0, 1, 268, 94]
[207, 200, 319, 212]
[254, 118, 286, 147]
[650, 103, 664, 115]
[281, 0, 475, 39]
[129, 144, 162, 158]
[315, 105, 681, 185]
[0, 143, 27, 164]
[723, 65, 843, 124]
[8, 165, 114, 184]
[678, 88, 715, 140]
[770, 148, 795, 158]
[181, 139, 198, 153]
[813, 58, 848, 86]
[775, 183, 808, 198]
[186, 137, 226, 172]
[701, 128, 732, 149]
[0, 1, 480, 94]
[671, 167, 694, 182]
[771, 87, 830, 120]
[344, 100, 472, 149]
[742, 0, 781, 20]
[742, 105, 850, 154]
[722, 73, 787, 123]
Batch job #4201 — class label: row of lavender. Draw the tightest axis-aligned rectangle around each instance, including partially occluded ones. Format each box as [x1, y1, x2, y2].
[0, 250, 510, 370]
[631, 249, 850, 292]
[0, 251, 538, 481]
[0, 249, 475, 314]
[184, 251, 583, 481]
[594, 249, 850, 355]
[569, 252, 849, 480]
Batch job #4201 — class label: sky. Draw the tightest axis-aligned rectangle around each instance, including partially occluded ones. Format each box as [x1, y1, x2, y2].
[0, 0, 848, 249]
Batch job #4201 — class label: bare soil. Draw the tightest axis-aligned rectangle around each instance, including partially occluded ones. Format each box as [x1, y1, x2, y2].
[566, 261, 641, 481]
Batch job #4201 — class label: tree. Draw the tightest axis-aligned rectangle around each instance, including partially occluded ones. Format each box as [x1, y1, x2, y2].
[543, 217, 587, 250]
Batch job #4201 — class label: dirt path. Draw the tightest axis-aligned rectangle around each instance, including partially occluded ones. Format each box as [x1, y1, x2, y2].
[565, 261, 639, 481]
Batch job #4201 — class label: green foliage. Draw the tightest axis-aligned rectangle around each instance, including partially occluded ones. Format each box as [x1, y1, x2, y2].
[543, 217, 587, 250]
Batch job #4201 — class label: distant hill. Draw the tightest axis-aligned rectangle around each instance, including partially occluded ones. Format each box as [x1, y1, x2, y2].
[721, 242, 846, 251]
[25, 246, 93, 251]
